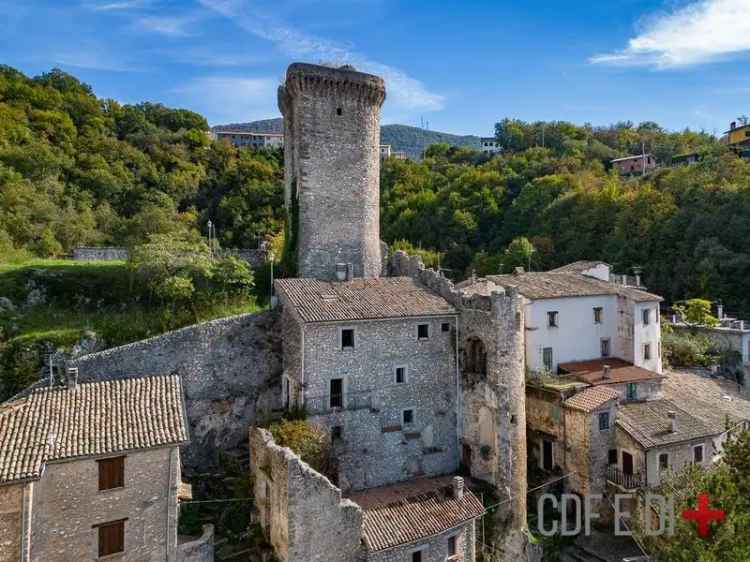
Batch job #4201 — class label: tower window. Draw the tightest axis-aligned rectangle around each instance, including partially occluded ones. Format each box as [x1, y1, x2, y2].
[336, 107, 343, 116]
[340, 328, 354, 349]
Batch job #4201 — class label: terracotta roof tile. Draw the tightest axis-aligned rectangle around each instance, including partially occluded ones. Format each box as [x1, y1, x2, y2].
[275, 277, 456, 323]
[617, 400, 718, 449]
[0, 374, 188, 485]
[347, 476, 485, 551]
[564, 386, 619, 412]
[559, 358, 664, 386]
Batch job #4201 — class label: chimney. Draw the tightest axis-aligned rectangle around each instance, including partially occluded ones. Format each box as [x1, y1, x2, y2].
[603, 365, 611, 380]
[335, 263, 347, 282]
[345, 263, 354, 282]
[717, 303, 724, 320]
[668, 411, 677, 433]
[513, 266, 524, 276]
[66, 367, 78, 389]
[730, 121, 737, 131]
[452, 476, 464, 500]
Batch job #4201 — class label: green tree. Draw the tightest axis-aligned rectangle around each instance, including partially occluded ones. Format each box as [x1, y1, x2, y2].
[674, 299, 720, 327]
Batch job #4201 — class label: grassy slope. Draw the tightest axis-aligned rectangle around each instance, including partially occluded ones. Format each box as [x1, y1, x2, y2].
[0, 259, 262, 398]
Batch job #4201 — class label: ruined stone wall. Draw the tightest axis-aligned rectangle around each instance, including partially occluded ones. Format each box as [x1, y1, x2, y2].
[72, 247, 129, 261]
[301, 315, 459, 491]
[367, 521, 475, 562]
[389, 250, 528, 540]
[69, 311, 282, 470]
[177, 525, 214, 562]
[526, 388, 566, 473]
[30, 447, 180, 562]
[278, 63, 385, 280]
[0, 483, 24, 562]
[249, 428, 363, 562]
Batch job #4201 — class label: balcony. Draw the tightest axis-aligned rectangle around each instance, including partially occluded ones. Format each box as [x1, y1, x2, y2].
[607, 465, 644, 490]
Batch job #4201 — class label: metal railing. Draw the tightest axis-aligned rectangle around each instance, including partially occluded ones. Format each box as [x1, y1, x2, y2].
[607, 465, 644, 490]
[304, 390, 376, 416]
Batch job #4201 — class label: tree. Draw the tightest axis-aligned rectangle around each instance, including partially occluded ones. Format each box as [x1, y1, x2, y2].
[503, 237, 536, 272]
[674, 299, 720, 327]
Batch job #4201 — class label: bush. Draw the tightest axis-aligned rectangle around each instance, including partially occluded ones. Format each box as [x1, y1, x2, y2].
[662, 330, 716, 368]
[269, 419, 331, 477]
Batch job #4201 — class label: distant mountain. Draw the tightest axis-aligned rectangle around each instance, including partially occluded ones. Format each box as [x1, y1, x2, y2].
[212, 119, 483, 160]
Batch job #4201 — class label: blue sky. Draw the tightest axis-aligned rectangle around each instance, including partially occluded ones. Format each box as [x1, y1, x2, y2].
[2, 0, 750, 135]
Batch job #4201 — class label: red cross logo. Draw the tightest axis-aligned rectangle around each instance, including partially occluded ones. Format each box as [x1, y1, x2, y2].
[681, 493, 725, 538]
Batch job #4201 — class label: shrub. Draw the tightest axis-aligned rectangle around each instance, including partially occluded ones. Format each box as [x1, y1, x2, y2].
[269, 419, 331, 476]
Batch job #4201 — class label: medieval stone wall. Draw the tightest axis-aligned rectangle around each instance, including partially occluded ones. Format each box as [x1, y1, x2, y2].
[0, 483, 24, 562]
[69, 311, 283, 470]
[249, 428, 363, 562]
[278, 63, 385, 280]
[29, 447, 180, 562]
[285, 311, 459, 491]
[72, 247, 129, 261]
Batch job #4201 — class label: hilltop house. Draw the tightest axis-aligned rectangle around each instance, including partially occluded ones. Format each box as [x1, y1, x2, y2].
[0, 373, 196, 562]
[611, 154, 657, 175]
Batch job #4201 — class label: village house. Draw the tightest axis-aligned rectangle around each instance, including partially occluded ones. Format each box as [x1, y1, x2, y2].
[672, 303, 750, 368]
[274, 276, 460, 491]
[610, 154, 657, 175]
[211, 130, 284, 149]
[0, 372, 198, 562]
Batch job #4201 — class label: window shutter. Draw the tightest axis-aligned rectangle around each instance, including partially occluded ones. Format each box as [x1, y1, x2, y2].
[98, 456, 125, 491]
[97, 520, 125, 557]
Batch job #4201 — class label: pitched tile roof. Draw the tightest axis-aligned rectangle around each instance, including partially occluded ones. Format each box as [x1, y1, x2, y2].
[459, 269, 662, 303]
[0, 374, 188, 485]
[564, 386, 619, 413]
[617, 400, 718, 449]
[347, 476, 485, 551]
[550, 261, 610, 274]
[559, 358, 664, 386]
[275, 277, 456, 323]
[662, 370, 750, 430]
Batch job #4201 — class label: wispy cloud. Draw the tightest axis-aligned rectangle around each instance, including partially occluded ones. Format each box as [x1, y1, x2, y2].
[172, 76, 278, 123]
[133, 13, 202, 37]
[197, 0, 444, 114]
[82, 0, 152, 11]
[54, 49, 145, 72]
[591, 0, 750, 69]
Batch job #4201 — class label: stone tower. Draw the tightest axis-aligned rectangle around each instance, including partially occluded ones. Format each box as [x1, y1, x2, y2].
[278, 63, 386, 280]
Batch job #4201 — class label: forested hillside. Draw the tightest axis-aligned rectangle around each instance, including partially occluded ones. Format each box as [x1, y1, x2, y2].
[2, 65, 750, 318]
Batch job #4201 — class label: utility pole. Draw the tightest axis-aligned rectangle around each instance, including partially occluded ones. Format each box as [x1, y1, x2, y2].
[269, 251, 275, 308]
[642, 141, 646, 177]
[207, 219, 213, 259]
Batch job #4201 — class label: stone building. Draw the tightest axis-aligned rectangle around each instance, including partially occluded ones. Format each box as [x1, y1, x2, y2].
[249, 427, 485, 562]
[0, 373, 200, 562]
[278, 63, 386, 280]
[275, 276, 460, 491]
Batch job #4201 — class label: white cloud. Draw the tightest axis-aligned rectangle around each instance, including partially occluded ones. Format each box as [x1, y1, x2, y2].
[197, 0, 444, 113]
[134, 14, 201, 37]
[82, 0, 151, 11]
[54, 49, 145, 72]
[172, 76, 279, 124]
[591, 0, 750, 69]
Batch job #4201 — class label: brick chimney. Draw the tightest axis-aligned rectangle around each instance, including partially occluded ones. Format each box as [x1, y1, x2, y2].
[452, 476, 464, 500]
[603, 365, 611, 380]
[668, 411, 677, 433]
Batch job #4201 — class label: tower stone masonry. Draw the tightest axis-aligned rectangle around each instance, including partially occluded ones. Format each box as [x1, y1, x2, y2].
[278, 63, 386, 280]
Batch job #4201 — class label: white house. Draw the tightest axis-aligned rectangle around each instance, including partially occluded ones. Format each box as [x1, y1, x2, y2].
[459, 261, 663, 375]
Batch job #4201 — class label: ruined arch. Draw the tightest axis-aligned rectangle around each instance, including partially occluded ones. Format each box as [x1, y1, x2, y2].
[463, 337, 487, 378]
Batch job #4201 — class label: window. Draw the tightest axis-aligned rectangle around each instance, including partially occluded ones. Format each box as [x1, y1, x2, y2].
[448, 535, 457, 556]
[329, 378, 344, 409]
[593, 307, 603, 324]
[547, 311, 559, 327]
[340, 328, 354, 349]
[402, 408, 415, 426]
[98, 456, 124, 491]
[395, 366, 407, 384]
[644, 343, 652, 361]
[441, 322, 450, 332]
[642, 308, 651, 325]
[96, 519, 125, 558]
[543, 347, 553, 373]
[600, 338, 611, 357]
[417, 323, 429, 340]
[598, 412, 610, 431]
[542, 439, 553, 471]
[336, 107, 342, 116]
[331, 426, 343, 440]
[626, 383, 638, 401]
[608, 449, 618, 465]
[693, 444, 704, 464]
[411, 550, 423, 562]
[659, 452, 669, 471]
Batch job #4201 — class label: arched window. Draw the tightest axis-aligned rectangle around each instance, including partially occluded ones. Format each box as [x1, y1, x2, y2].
[464, 337, 487, 376]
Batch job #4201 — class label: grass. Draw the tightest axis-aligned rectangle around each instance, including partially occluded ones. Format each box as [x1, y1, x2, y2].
[0, 258, 264, 399]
